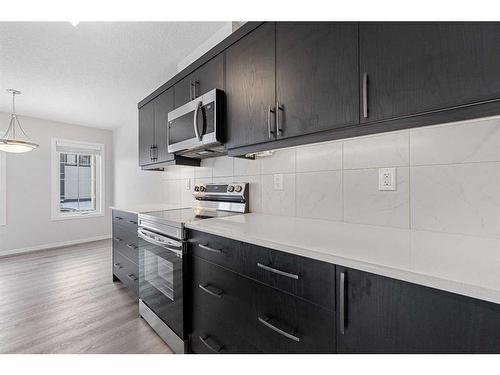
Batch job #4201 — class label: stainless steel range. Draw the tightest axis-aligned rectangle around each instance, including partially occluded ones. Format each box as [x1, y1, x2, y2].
[137, 182, 249, 353]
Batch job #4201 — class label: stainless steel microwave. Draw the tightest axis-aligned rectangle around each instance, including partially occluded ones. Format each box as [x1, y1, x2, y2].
[167, 88, 224, 159]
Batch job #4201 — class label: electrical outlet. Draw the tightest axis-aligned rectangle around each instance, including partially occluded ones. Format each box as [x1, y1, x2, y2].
[185, 179, 191, 190]
[273, 174, 284, 191]
[378, 168, 396, 191]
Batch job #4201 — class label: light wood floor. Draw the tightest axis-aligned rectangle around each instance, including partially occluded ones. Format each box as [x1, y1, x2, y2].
[0, 239, 173, 354]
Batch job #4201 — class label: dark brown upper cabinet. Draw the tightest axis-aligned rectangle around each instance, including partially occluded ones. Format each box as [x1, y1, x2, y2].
[225, 23, 276, 150]
[139, 88, 200, 169]
[138, 100, 155, 166]
[174, 53, 225, 109]
[275, 22, 359, 139]
[360, 22, 500, 123]
[154, 88, 174, 164]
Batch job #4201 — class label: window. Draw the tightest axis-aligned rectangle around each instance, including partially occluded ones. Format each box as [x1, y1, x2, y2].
[51, 139, 104, 220]
[0, 151, 5, 226]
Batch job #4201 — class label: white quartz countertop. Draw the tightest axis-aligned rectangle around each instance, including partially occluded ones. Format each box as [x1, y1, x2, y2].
[110, 204, 187, 215]
[185, 213, 500, 305]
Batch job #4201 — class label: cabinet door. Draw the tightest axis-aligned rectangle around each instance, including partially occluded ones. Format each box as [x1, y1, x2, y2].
[225, 23, 276, 149]
[154, 88, 174, 163]
[336, 267, 500, 353]
[174, 53, 224, 109]
[138, 101, 155, 166]
[276, 22, 359, 139]
[360, 22, 500, 123]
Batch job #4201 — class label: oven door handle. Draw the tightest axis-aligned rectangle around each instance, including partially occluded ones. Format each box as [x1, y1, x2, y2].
[137, 229, 183, 258]
[193, 100, 203, 142]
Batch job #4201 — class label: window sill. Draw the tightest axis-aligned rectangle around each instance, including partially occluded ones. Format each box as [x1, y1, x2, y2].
[51, 212, 105, 221]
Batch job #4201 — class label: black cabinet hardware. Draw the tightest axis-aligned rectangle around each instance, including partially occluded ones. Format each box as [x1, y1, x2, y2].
[198, 243, 223, 254]
[127, 274, 138, 281]
[257, 262, 299, 280]
[267, 105, 275, 139]
[115, 216, 123, 220]
[339, 271, 346, 335]
[199, 284, 223, 298]
[258, 316, 300, 342]
[113, 263, 121, 269]
[113, 236, 121, 242]
[126, 244, 138, 250]
[362, 72, 368, 119]
[128, 220, 137, 225]
[276, 101, 283, 136]
[199, 336, 223, 353]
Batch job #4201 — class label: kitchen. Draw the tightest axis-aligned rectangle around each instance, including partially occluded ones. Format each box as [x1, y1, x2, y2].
[1, 1, 500, 373]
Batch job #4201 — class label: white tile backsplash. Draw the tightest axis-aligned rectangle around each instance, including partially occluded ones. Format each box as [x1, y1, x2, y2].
[159, 115, 500, 239]
[344, 167, 410, 228]
[410, 162, 500, 237]
[343, 131, 409, 169]
[261, 174, 296, 216]
[296, 141, 342, 172]
[260, 148, 296, 174]
[410, 117, 500, 166]
[296, 171, 342, 221]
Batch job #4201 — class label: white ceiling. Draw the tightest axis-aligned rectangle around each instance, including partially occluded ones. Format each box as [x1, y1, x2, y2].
[0, 22, 228, 130]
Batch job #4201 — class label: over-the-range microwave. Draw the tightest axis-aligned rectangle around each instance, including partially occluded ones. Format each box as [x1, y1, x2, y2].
[167, 88, 225, 159]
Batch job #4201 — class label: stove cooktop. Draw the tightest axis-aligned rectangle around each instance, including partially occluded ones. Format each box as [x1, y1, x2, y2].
[140, 207, 240, 227]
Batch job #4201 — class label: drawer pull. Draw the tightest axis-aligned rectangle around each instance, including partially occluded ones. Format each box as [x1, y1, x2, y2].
[258, 316, 300, 342]
[257, 263, 299, 280]
[199, 335, 223, 353]
[113, 236, 122, 242]
[113, 263, 122, 269]
[126, 244, 138, 250]
[199, 284, 223, 298]
[115, 216, 123, 220]
[127, 274, 138, 281]
[128, 220, 137, 225]
[198, 243, 223, 254]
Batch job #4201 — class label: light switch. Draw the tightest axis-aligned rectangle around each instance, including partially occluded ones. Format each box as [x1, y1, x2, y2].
[378, 168, 396, 191]
[273, 174, 284, 191]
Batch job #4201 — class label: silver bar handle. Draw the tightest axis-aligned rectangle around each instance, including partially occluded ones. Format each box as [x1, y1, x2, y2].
[257, 262, 299, 280]
[113, 236, 121, 242]
[193, 100, 202, 142]
[258, 316, 300, 342]
[113, 263, 122, 269]
[276, 101, 283, 136]
[193, 80, 199, 98]
[127, 274, 138, 281]
[137, 229, 183, 257]
[199, 284, 223, 298]
[267, 105, 275, 139]
[339, 271, 346, 335]
[189, 80, 194, 100]
[362, 72, 368, 118]
[199, 336, 222, 353]
[198, 243, 223, 254]
[126, 244, 138, 250]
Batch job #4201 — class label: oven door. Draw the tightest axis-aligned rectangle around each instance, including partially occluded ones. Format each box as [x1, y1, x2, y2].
[167, 88, 221, 154]
[138, 227, 185, 338]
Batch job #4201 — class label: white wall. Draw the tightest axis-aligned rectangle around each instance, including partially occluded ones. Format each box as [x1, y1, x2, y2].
[0, 112, 113, 255]
[160, 115, 500, 240]
[112, 124, 163, 207]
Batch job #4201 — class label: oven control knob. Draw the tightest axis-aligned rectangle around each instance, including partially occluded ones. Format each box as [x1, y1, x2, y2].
[234, 185, 242, 193]
[199, 185, 206, 192]
[194, 185, 200, 192]
[227, 185, 235, 192]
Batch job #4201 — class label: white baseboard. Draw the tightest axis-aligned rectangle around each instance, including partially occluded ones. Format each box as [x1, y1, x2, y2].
[0, 235, 112, 257]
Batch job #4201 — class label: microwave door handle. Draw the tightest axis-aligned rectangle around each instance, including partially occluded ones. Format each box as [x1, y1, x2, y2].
[193, 100, 203, 142]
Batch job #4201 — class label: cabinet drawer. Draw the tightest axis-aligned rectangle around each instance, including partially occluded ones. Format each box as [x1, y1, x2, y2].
[112, 224, 138, 264]
[112, 210, 138, 228]
[191, 255, 256, 339]
[190, 315, 261, 354]
[188, 230, 335, 311]
[250, 282, 335, 353]
[113, 251, 139, 296]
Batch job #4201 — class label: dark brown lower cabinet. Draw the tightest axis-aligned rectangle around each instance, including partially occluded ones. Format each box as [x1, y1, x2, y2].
[112, 209, 139, 297]
[189, 255, 335, 354]
[336, 267, 500, 353]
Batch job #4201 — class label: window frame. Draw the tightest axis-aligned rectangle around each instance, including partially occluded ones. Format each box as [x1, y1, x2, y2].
[51, 138, 105, 221]
[0, 151, 6, 226]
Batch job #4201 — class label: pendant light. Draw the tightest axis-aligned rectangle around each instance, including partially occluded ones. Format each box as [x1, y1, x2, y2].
[0, 89, 39, 153]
